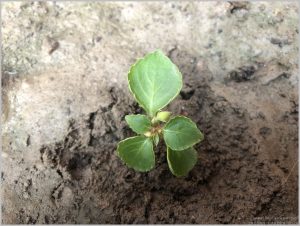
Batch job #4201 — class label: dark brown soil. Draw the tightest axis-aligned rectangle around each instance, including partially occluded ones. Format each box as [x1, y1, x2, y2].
[3, 50, 298, 224]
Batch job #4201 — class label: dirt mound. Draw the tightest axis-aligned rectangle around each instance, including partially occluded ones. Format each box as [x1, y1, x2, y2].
[4, 50, 296, 224]
[2, 2, 298, 223]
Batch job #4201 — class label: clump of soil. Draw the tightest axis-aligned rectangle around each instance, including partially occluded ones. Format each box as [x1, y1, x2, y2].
[3, 49, 297, 224]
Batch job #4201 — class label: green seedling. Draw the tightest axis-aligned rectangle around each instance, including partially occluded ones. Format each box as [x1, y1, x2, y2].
[117, 50, 204, 177]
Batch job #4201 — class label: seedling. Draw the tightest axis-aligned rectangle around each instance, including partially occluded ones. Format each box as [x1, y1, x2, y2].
[117, 50, 204, 177]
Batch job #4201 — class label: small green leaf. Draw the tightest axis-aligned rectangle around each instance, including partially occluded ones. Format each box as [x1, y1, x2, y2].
[128, 50, 182, 117]
[156, 111, 172, 122]
[125, 114, 151, 134]
[153, 134, 160, 146]
[117, 136, 155, 172]
[163, 116, 204, 151]
[167, 146, 198, 177]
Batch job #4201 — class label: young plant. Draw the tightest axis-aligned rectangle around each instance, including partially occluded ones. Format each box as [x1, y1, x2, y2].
[117, 50, 204, 177]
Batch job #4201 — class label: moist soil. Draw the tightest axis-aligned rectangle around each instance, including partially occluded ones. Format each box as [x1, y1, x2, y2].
[3, 49, 298, 224]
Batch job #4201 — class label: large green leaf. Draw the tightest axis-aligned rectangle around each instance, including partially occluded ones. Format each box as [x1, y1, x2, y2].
[117, 136, 155, 172]
[167, 146, 198, 177]
[163, 116, 204, 151]
[128, 50, 182, 117]
[125, 114, 151, 134]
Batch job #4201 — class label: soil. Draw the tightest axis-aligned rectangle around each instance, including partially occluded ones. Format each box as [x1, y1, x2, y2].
[1, 2, 298, 224]
[2, 48, 298, 224]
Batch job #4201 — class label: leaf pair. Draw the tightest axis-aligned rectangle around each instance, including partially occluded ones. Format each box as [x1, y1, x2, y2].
[165, 116, 203, 176]
[117, 137, 198, 176]
[118, 114, 203, 176]
[117, 50, 204, 177]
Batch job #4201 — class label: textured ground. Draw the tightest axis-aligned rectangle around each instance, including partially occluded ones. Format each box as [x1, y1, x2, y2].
[1, 1, 299, 224]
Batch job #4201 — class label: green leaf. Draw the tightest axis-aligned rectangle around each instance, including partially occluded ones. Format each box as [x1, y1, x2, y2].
[125, 114, 151, 134]
[128, 50, 182, 117]
[163, 116, 204, 151]
[117, 136, 155, 172]
[167, 146, 198, 177]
